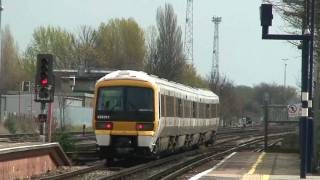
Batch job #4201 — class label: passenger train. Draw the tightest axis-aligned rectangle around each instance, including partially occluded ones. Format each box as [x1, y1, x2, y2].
[93, 70, 219, 159]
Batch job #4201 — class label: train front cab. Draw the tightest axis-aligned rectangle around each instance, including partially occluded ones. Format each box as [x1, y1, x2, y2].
[93, 79, 159, 158]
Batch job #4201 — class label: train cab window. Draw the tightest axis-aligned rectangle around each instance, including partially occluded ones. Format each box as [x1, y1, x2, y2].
[97, 87, 124, 111]
[127, 87, 154, 112]
[96, 86, 154, 122]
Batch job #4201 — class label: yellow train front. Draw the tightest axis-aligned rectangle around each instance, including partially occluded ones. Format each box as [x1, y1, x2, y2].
[93, 70, 219, 159]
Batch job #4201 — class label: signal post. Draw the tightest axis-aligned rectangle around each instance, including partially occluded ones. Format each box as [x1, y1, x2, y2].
[34, 54, 55, 143]
[260, 1, 315, 178]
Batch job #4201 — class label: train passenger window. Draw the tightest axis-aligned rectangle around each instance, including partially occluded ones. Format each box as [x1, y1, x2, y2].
[212, 104, 217, 118]
[200, 103, 205, 118]
[210, 104, 213, 118]
[183, 100, 189, 118]
[161, 95, 165, 117]
[177, 99, 182, 117]
[166, 96, 174, 117]
[189, 101, 192, 118]
[211, 104, 215, 118]
[216, 104, 219, 118]
[192, 102, 197, 118]
[198, 103, 201, 118]
[206, 104, 210, 118]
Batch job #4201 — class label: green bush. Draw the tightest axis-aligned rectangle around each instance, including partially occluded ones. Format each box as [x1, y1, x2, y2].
[52, 131, 75, 152]
[4, 117, 17, 134]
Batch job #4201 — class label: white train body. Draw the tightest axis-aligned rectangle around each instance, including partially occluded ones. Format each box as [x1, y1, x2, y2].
[93, 70, 219, 158]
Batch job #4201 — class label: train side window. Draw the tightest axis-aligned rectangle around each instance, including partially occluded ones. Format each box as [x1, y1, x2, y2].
[166, 96, 174, 117]
[212, 104, 217, 118]
[210, 104, 213, 118]
[177, 99, 182, 117]
[186, 101, 190, 118]
[211, 104, 215, 118]
[161, 94, 165, 117]
[190, 101, 192, 118]
[201, 103, 205, 118]
[216, 104, 219, 118]
[200, 103, 206, 118]
[183, 100, 189, 118]
[173, 97, 176, 117]
[206, 104, 210, 118]
[198, 103, 203, 118]
[189, 101, 192, 118]
[199, 103, 201, 118]
[192, 102, 197, 118]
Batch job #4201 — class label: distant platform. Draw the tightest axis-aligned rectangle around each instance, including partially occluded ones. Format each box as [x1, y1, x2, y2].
[190, 151, 320, 180]
[0, 142, 70, 179]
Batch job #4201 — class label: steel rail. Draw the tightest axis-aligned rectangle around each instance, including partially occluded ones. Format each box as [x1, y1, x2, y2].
[95, 131, 295, 180]
[155, 132, 295, 180]
[38, 161, 106, 180]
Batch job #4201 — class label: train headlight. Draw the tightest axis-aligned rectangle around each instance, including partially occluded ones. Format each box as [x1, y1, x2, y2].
[136, 123, 144, 130]
[136, 123, 154, 131]
[105, 122, 113, 130]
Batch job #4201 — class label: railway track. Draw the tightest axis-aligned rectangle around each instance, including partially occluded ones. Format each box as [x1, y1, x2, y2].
[36, 128, 296, 180]
[100, 132, 293, 180]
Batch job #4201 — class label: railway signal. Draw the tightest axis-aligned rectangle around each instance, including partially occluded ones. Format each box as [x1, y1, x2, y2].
[34, 54, 55, 143]
[34, 54, 55, 103]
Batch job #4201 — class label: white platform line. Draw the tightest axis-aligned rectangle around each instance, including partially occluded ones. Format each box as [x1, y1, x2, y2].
[0, 142, 58, 152]
[189, 152, 237, 180]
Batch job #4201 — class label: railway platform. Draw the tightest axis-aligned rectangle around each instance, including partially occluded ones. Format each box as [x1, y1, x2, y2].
[0, 142, 70, 179]
[190, 151, 320, 180]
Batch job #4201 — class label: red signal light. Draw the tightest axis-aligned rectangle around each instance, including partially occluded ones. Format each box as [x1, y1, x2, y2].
[105, 122, 113, 130]
[136, 123, 144, 130]
[41, 79, 48, 86]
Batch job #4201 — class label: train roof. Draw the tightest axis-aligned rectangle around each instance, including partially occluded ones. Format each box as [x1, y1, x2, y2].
[97, 70, 218, 101]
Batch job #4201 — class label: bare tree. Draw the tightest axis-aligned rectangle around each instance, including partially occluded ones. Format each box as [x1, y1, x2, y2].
[144, 26, 158, 74]
[147, 3, 186, 82]
[208, 72, 241, 126]
[74, 25, 100, 68]
[0, 26, 23, 91]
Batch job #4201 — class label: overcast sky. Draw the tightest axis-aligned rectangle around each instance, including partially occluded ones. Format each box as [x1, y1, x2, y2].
[3, 0, 301, 87]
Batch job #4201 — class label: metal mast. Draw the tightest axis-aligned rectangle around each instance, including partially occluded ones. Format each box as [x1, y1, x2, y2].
[184, 0, 193, 64]
[211, 16, 222, 76]
[0, 0, 3, 76]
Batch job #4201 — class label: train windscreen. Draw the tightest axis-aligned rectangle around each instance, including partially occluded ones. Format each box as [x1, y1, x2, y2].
[96, 86, 154, 122]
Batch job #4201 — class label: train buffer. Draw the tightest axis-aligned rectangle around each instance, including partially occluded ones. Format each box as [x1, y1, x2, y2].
[190, 151, 320, 179]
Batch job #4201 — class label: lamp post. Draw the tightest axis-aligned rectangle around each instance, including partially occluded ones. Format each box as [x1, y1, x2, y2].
[282, 58, 288, 88]
[0, 0, 3, 75]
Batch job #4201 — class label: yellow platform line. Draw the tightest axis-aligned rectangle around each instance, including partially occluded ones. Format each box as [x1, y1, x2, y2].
[242, 152, 270, 180]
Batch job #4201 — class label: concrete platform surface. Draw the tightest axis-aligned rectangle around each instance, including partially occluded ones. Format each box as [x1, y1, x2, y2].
[190, 152, 320, 180]
[0, 142, 42, 149]
[0, 142, 71, 179]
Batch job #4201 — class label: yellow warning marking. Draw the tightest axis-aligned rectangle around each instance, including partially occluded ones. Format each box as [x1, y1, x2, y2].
[263, 174, 270, 180]
[248, 152, 266, 174]
[241, 152, 270, 180]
